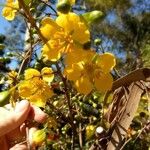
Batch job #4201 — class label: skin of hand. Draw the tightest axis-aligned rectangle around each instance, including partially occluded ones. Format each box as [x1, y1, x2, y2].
[0, 100, 47, 150]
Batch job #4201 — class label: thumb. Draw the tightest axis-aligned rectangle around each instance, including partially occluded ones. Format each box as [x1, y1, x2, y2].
[0, 100, 30, 136]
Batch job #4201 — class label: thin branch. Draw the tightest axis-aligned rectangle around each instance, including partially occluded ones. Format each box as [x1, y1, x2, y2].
[18, 0, 47, 43]
[79, 123, 83, 149]
[40, 0, 58, 16]
[56, 63, 76, 150]
[133, 121, 150, 143]
[120, 138, 132, 150]
[47, 101, 70, 123]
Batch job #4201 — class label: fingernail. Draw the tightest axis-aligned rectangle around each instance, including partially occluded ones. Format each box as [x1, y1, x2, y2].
[15, 100, 30, 112]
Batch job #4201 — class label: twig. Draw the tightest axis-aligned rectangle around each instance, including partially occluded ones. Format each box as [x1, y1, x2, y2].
[79, 123, 83, 149]
[40, 0, 58, 16]
[120, 138, 132, 150]
[75, 103, 83, 149]
[133, 121, 150, 143]
[47, 101, 70, 123]
[18, 0, 47, 43]
[17, 20, 33, 76]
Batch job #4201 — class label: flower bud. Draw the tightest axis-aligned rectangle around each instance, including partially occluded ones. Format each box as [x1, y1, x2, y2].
[0, 44, 5, 50]
[0, 90, 11, 106]
[32, 129, 46, 145]
[94, 38, 102, 46]
[57, 0, 71, 14]
[82, 10, 104, 24]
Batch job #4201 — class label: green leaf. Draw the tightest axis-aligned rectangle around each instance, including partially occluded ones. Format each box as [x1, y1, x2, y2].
[0, 90, 11, 106]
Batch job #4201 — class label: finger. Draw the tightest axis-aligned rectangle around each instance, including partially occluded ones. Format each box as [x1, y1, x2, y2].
[0, 100, 30, 136]
[6, 127, 26, 149]
[28, 105, 47, 123]
[0, 136, 8, 150]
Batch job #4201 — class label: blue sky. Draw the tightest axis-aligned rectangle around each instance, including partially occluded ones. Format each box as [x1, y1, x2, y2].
[0, 1, 10, 34]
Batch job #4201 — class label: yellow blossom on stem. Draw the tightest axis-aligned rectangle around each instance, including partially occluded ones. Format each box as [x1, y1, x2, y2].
[41, 12, 90, 63]
[64, 51, 116, 94]
[32, 129, 46, 145]
[18, 68, 54, 107]
[2, 0, 19, 21]
[86, 125, 96, 140]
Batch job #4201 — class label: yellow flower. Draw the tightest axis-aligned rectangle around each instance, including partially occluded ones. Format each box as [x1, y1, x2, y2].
[32, 129, 46, 145]
[86, 125, 96, 140]
[64, 51, 116, 94]
[41, 12, 90, 63]
[18, 68, 54, 107]
[2, 0, 19, 21]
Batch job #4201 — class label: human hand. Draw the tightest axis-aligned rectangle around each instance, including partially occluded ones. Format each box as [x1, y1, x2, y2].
[0, 100, 47, 150]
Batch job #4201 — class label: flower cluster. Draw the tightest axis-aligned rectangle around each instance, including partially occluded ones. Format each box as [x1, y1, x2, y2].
[1, 0, 116, 107]
[40, 9, 116, 94]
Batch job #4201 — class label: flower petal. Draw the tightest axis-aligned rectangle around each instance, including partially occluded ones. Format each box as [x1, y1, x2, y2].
[56, 12, 80, 34]
[18, 80, 35, 97]
[29, 94, 47, 108]
[72, 21, 90, 44]
[64, 63, 83, 81]
[24, 68, 40, 80]
[65, 49, 86, 67]
[41, 67, 54, 83]
[94, 73, 113, 92]
[40, 17, 60, 40]
[42, 41, 61, 62]
[75, 77, 93, 94]
[97, 53, 116, 73]
[56, 12, 90, 44]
